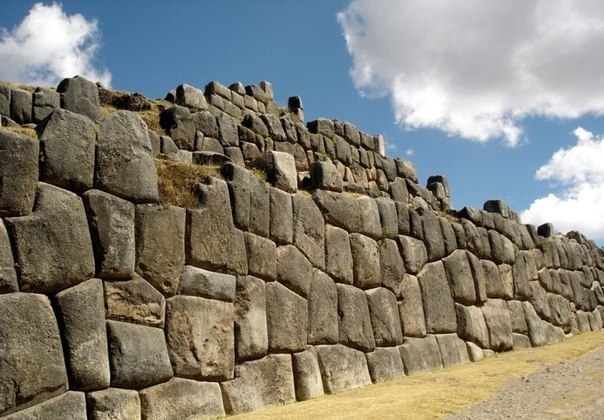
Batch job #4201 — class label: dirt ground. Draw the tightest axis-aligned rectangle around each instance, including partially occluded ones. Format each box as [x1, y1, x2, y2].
[232, 332, 604, 419]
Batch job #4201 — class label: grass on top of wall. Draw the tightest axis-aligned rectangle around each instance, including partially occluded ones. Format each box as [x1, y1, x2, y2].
[155, 158, 222, 208]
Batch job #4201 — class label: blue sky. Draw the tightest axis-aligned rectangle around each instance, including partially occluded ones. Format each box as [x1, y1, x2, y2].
[2, 1, 604, 243]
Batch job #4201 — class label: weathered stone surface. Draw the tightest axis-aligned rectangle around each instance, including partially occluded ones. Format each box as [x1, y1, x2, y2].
[253, 151, 297, 193]
[310, 161, 343, 192]
[293, 194, 325, 268]
[55, 279, 109, 391]
[140, 378, 224, 419]
[350, 233, 381, 289]
[0, 129, 39, 217]
[165, 295, 234, 381]
[325, 224, 354, 284]
[9, 88, 32, 124]
[160, 105, 195, 150]
[96, 110, 159, 203]
[38, 108, 95, 191]
[483, 262, 513, 299]
[315, 344, 372, 394]
[234, 276, 268, 360]
[175, 83, 208, 110]
[84, 189, 135, 279]
[0, 85, 9, 117]
[105, 275, 165, 327]
[187, 177, 248, 275]
[507, 300, 529, 334]
[466, 341, 485, 362]
[261, 113, 286, 141]
[365, 347, 405, 384]
[308, 269, 339, 344]
[57, 75, 101, 120]
[179, 265, 236, 302]
[380, 238, 405, 296]
[135, 204, 186, 296]
[3, 392, 86, 420]
[216, 112, 239, 146]
[293, 350, 324, 401]
[0, 220, 17, 293]
[312, 189, 361, 233]
[466, 252, 488, 304]
[399, 274, 427, 337]
[422, 210, 446, 261]
[106, 320, 173, 389]
[435, 333, 470, 368]
[548, 293, 573, 332]
[221, 354, 295, 414]
[482, 299, 513, 351]
[357, 196, 383, 239]
[512, 333, 532, 349]
[337, 284, 376, 351]
[513, 252, 533, 300]
[418, 261, 457, 333]
[443, 250, 476, 305]
[398, 235, 428, 274]
[245, 232, 276, 281]
[399, 336, 443, 375]
[87, 388, 141, 420]
[455, 303, 490, 348]
[0, 293, 68, 416]
[276, 244, 313, 297]
[266, 282, 307, 352]
[269, 186, 293, 244]
[6, 183, 94, 294]
[366, 287, 403, 346]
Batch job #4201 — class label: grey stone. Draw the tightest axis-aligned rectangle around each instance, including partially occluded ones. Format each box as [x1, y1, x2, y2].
[512, 333, 532, 349]
[140, 378, 224, 419]
[242, 113, 269, 137]
[308, 269, 339, 344]
[221, 354, 295, 414]
[253, 151, 298, 193]
[87, 388, 141, 420]
[443, 250, 476, 305]
[467, 252, 488, 304]
[399, 274, 427, 337]
[513, 252, 533, 300]
[96, 110, 159, 203]
[55, 279, 109, 391]
[455, 303, 490, 348]
[245, 232, 277, 281]
[104, 275, 165, 328]
[179, 265, 236, 302]
[6, 183, 94, 294]
[0, 129, 39, 217]
[357, 196, 383, 239]
[350, 233, 381, 289]
[9, 88, 32, 124]
[482, 299, 513, 351]
[398, 235, 428, 274]
[216, 112, 239, 146]
[277, 244, 313, 297]
[310, 161, 343, 191]
[192, 110, 219, 139]
[175, 83, 208, 110]
[366, 287, 403, 346]
[261, 113, 286, 141]
[32, 87, 60, 123]
[390, 178, 409, 203]
[57, 75, 101, 120]
[307, 118, 335, 137]
[523, 301, 550, 346]
[529, 280, 553, 320]
[160, 105, 195, 150]
[135, 204, 186, 296]
[422, 210, 446, 261]
[293, 194, 325, 268]
[225, 146, 245, 166]
[399, 336, 443, 375]
[337, 283, 376, 351]
[312, 189, 361, 233]
[266, 282, 307, 352]
[315, 344, 372, 394]
[466, 341, 485, 362]
[3, 392, 86, 420]
[165, 296, 234, 381]
[483, 262, 514, 299]
[366, 347, 405, 383]
[84, 189, 135, 279]
[187, 177, 248, 275]
[380, 238, 405, 296]
[0, 293, 68, 416]
[0, 220, 17, 293]
[436, 333, 470, 368]
[107, 320, 173, 389]
[0, 85, 9, 117]
[293, 350, 324, 401]
[325, 224, 354, 284]
[377, 198, 399, 238]
[234, 276, 268, 360]
[418, 261, 457, 333]
[507, 300, 529, 334]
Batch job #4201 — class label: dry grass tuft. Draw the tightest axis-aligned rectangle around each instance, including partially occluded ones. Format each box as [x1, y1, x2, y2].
[155, 159, 222, 208]
[2, 126, 38, 139]
[137, 101, 165, 135]
[0, 81, 40, 92]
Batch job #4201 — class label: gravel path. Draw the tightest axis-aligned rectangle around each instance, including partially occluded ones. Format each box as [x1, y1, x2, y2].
[449, 345, 604, 419]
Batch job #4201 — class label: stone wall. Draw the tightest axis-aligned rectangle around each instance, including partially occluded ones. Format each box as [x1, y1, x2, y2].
[0, 75, 603, 418]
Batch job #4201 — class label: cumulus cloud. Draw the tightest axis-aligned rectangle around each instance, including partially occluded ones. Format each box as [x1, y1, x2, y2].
[0, 2, 111, 86]
[521, 127, 604, 239]
[338, 0, 604, 146]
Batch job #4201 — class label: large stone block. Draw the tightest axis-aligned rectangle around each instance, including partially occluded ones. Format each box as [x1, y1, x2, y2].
[310, 161, 343, 192]
[455, 303, 490, 348]
[179, 265, 236, 302]
[84, 189, 135, 279]
[187, 177, 248, 275]
[135, 204, 186, 296]
[0, 293, 68, 416]
[435, 333, 470, 368]
[276, 244, 313, 297]
[32, 87, 60, 123]
[9, 88, 32, 124]
[325, 224, 354, 284]
[253, 151, 298, 193]
[165, 295, 234, 381]
[6, 183, 94, 294]
[443, 249, 476, 305]
[308, 269, 339, 344]
[398, 235, 428, 274]
[96, 110, 159, 203]
[55, 279, 110, 391]
[245, 232, 276, 281]
[0, 129, 39, 217]
[234, 276, 268, 360]
[422, 210, 446, 261]
[87, 388, 141, 420]
[106, 320, 173, 389]
[482, 299, 513, 351]
[513, 251, 533, 300]
[266, 282, 307, 352]
[312, 189, 362, 233]
[380, 238, 405, 297]
[175, 83, 208, 110]
[315, 344, 372, 394]
[221, 354, 295, 415]
[269, 186, 293, 244]
[57, 75, 101, 121]
[293, 194, 325, 268]
[365, 347, 406, 384]
[466, 252, 488, 303]
[350, 233, 381, 289]
[337, 284, 375, 352]
[366, 287, 403, 346]
[293, 350, 324, 401]
[160, 105, 195, 150]
[0, 85, 9, 116]
[104, 274, 165, 328]
[418, 261, 457, 333]
[399, 274, 427, 337]
[0, 220, 17, 293]
[3, 392, 86, 420]
[140, 378, 224, 419]
[399, 336, 443, 375]
[357, 196, 383, 239]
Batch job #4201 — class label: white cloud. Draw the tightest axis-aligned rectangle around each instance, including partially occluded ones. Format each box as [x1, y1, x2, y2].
[0, 2, 111, 87]
[521, 127, 604, 239]
[338, 0, 604, 146]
